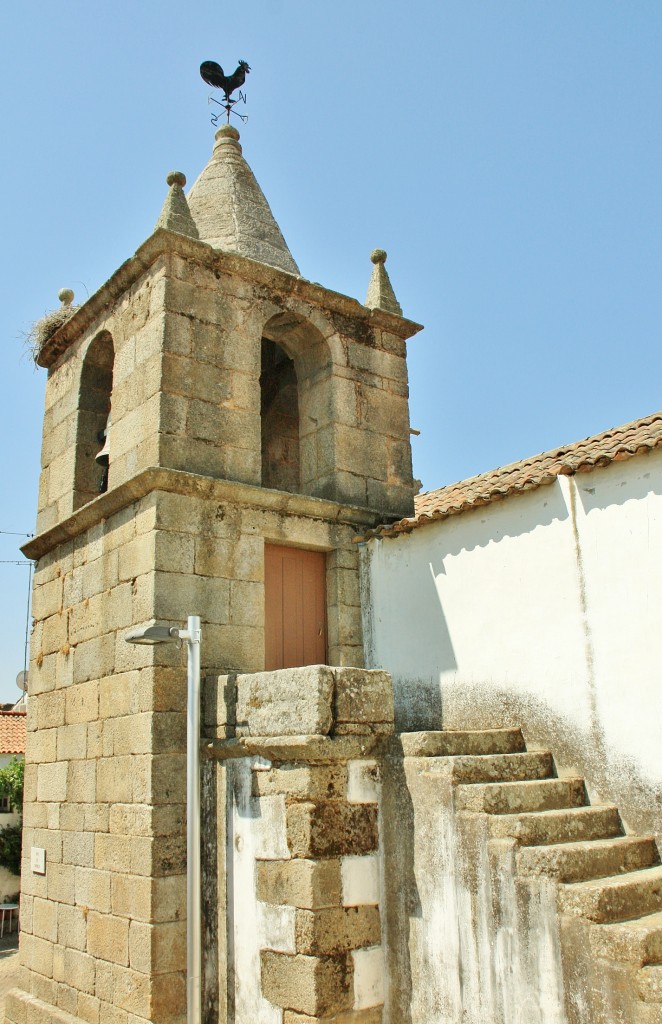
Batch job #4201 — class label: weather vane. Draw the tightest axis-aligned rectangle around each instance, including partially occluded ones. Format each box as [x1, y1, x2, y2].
[200, 59, 251, 126]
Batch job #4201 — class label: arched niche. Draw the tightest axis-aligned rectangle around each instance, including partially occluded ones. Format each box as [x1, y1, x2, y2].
[73, 330, 114, 509]
[260, 310, 333, 497]
[261, 338, 300, 492]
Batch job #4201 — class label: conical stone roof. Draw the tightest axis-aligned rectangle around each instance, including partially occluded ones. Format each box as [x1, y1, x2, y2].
[187, 124, 299, 275]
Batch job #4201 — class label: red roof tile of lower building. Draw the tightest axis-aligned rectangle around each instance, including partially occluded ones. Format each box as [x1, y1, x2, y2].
[365, 410, 662, 539]
[0, 712, 27, 755]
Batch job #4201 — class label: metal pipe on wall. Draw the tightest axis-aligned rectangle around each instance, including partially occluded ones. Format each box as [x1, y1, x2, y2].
[125, 616, 202, 1024]
[186, 615, 202, 1024]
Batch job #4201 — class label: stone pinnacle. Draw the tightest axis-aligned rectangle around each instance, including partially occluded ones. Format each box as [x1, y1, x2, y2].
[154, 170, 200, 240]
[365, 249, 402, 316]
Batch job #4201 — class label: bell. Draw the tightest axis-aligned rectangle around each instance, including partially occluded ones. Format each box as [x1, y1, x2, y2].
[95, 417, 111, 493]
[95, 434, 110, 466]
[95, 417, 111, 466]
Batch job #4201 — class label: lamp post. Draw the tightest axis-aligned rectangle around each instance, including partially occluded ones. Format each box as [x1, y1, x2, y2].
[124, 616, 202, 1024]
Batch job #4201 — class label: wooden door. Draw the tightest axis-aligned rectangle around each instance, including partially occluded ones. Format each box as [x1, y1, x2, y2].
[264, 544, 327, 670]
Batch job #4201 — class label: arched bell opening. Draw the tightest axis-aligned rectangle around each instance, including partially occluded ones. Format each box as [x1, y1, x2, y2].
[73, 330, 114, 509]
[261, 310, 333, 498]
[260, 338, 300, 493]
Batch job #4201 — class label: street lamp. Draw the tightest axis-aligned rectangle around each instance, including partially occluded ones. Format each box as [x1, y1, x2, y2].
[125, 616, 202, 1024]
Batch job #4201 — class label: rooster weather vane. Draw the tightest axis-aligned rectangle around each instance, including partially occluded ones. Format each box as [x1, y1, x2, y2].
[200, 59, 251, 125]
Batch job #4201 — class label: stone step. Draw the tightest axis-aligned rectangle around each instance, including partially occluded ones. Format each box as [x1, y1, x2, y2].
[592, 910, 662, 966]
[559, 865, 662, 923]
[488, 804, 623, 846]
[423, 750, 555, 785]
[400, 728, 526, 758]
[639, 965, 662, 1003]
[518, 835, 660, 883]
[456, 777, 587, 815]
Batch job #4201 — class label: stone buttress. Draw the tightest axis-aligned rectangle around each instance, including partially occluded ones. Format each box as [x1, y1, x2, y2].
[203, 665, 393, 1023]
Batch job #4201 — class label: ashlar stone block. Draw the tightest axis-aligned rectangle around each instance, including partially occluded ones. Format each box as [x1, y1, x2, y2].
[75, 864, 112, 913]
[32, 898, 58, 944]
[78, 992, 102, 1024]
[37, 762, 68, 803]
[236, 666, 334, 737]
[86, 911, 129, 966]
[110, 962, 152, 1017]
[333, 669, 394, 731]
[57, 904, 88, 952]
[286, 803, 379, 859]
[62, 949, 96, 995]
[252, 764, 348, 801]
[261, 950, 353, 1017]
[256, 859, 342, 909]
[295, 906, 381, 956]
[19, 933, 54, 980]
[47, 863, 76, 906]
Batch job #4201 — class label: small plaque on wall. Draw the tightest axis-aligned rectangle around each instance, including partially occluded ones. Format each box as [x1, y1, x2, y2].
[31, 847, 46, 875]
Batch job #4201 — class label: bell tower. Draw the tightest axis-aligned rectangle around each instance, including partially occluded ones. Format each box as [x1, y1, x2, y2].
[13, 121, 421, 1024]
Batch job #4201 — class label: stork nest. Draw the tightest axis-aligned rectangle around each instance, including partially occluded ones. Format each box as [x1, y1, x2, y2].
[23, 304, 79, 362]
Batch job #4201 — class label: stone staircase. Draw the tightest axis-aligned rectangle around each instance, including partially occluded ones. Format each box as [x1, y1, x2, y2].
[399, 726, 662, 1024]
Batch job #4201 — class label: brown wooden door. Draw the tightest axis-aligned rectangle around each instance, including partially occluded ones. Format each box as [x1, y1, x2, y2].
[264, 544, 327, 670]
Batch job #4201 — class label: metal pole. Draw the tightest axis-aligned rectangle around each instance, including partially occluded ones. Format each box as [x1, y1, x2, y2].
[186, 615, 202, 1024]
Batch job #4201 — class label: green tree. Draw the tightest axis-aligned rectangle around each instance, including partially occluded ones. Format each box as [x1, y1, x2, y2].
[0, 757, 24, 875]
[0, 757, 24, 812]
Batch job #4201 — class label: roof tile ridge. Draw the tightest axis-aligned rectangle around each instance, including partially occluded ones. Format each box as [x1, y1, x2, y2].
[416, 408, 662, 505]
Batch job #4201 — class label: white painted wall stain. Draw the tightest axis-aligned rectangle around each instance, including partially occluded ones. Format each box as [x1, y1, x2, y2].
[398, 766, 567, 1024]
[347, 759, 380, 803]
[228, 757, 287, 1024]
[353, 946, 386, 1009]
[344, 756, 387, 1010]
[342, 854, 380, 905]
[258, 902, 296, 954]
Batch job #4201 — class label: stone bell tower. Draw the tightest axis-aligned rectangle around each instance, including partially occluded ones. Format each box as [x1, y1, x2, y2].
[11, 122, 422, 1024]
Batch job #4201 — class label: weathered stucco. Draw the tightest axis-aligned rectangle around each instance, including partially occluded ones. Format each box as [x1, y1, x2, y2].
[379, 727, 662, 1024]
[382, 754, 566, 1024]
[362, 450, 662, 842]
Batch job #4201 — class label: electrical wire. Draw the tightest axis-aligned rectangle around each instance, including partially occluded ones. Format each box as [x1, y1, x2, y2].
[0, 530, 34, 686]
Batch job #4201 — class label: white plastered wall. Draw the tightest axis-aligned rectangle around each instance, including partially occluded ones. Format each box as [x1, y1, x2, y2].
[363, 448, 662, 837]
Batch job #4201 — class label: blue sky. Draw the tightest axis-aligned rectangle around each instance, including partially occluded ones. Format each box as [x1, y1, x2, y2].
[1, 1, 661, 700]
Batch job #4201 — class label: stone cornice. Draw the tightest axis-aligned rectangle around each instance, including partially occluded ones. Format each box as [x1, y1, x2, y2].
[22, 467, 391, 560]
[36, 229, 423, 368]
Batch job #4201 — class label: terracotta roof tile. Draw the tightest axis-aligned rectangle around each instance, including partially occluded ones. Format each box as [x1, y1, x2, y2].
[366, 410, 662, 539]
[0, 712, 26, 755]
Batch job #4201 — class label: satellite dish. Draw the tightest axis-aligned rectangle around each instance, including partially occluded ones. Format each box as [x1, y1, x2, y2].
[15, 671, 28, 693]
